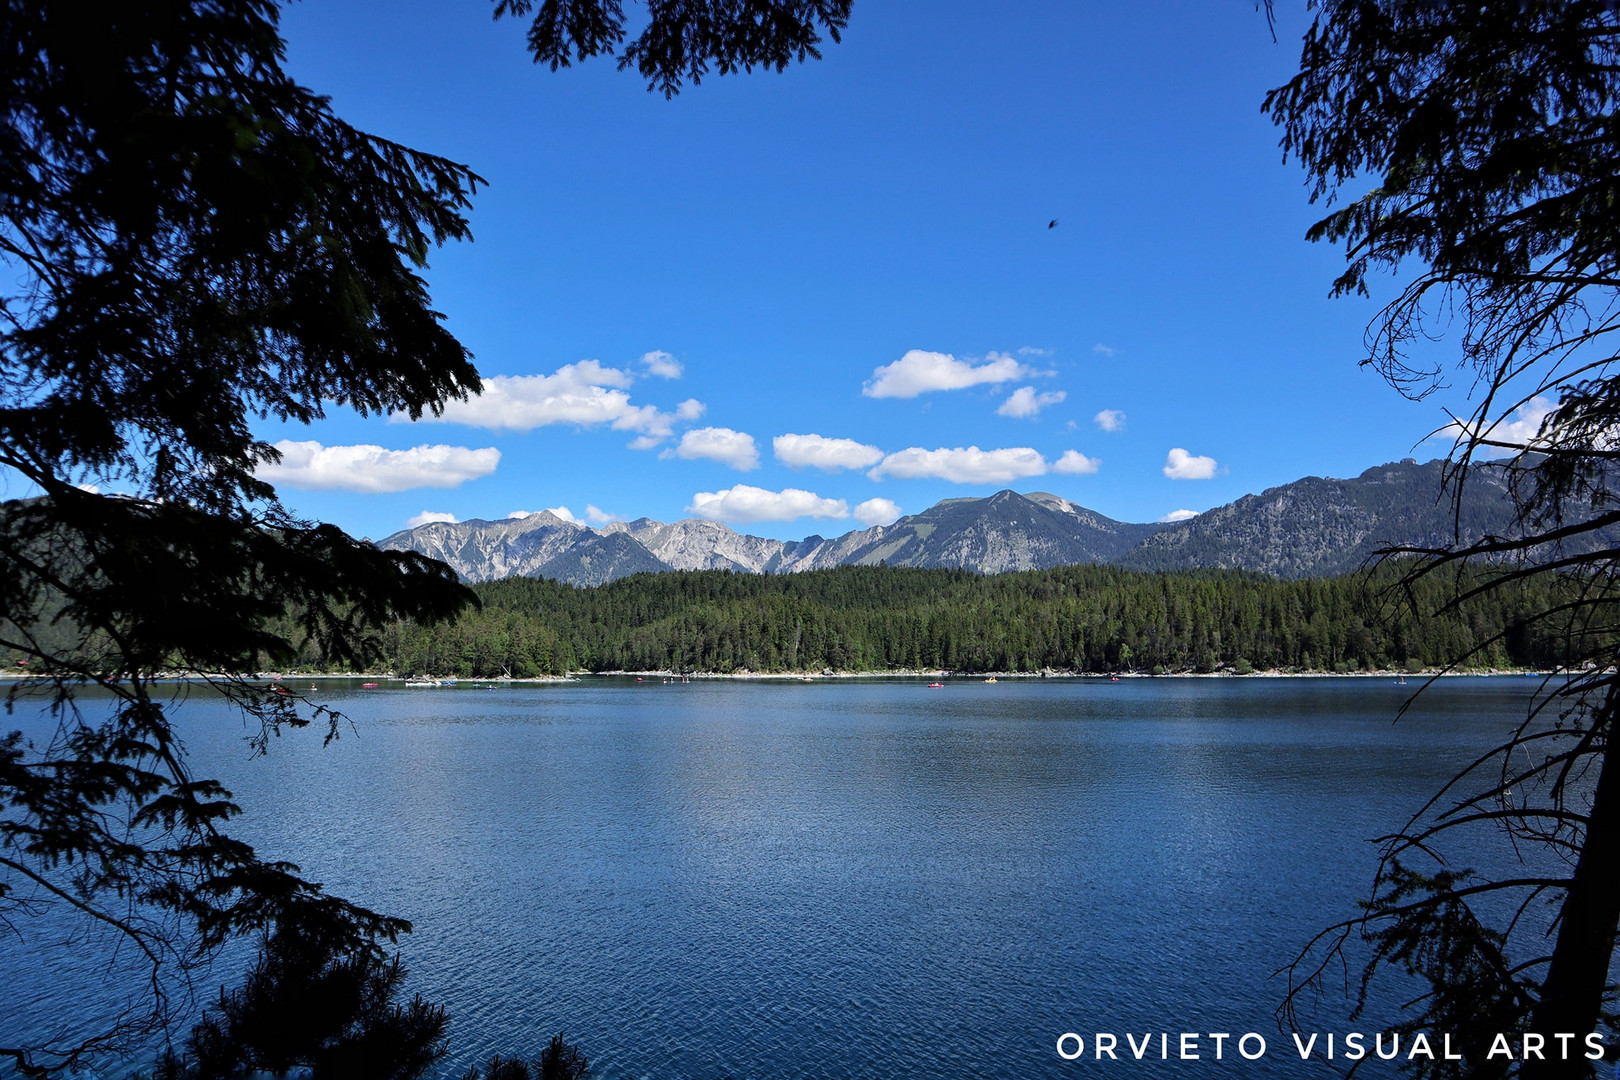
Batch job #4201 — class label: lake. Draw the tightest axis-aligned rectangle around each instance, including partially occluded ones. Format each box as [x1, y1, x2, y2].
[1, 676, 1553, 1078]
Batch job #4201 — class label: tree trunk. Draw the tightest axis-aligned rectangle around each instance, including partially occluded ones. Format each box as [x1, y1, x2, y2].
[1523, 690, 1620, 1080]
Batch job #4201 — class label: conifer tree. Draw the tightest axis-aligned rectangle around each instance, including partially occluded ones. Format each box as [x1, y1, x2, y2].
[0, 1, 848, 1071]
[1265, 3, 1620, 1073]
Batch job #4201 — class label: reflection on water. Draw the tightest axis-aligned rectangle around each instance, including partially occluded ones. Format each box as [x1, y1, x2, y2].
[1, 677, 1545, 1078]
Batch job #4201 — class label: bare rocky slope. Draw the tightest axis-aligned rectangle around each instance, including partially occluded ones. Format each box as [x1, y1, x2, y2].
[1117, 459, 1524, 578]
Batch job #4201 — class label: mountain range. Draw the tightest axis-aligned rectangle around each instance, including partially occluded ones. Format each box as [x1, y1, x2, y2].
[377, 458, 1542, 586]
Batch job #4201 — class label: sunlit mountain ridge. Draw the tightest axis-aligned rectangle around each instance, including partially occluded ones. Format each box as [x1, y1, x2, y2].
[379, 459, 1547, 585]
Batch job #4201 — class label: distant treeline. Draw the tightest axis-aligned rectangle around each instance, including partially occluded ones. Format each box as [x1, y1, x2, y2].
[336, 563, 1582, 677]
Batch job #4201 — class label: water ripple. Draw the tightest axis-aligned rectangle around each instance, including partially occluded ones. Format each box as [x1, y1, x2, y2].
[1, 677, 1542, 1078]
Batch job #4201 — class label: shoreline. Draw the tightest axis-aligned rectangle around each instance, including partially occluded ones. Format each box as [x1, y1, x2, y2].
[580, 666, 1551, 680]
[3, 667, 1559, 685]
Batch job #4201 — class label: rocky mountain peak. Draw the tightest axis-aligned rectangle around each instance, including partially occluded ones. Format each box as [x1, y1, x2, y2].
[376, 457, 1588, 587]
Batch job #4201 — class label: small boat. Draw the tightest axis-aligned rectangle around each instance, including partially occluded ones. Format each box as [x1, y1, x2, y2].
[927, 681, 944, 689]
[983, 676, 997, 683]
[361, 682, 378, 689]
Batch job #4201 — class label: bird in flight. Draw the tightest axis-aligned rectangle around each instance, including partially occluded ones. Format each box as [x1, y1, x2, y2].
[1048, 219, 1059, 229]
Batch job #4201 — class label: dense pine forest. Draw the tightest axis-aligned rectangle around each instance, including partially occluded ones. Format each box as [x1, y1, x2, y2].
[349, 563, 1579, 678]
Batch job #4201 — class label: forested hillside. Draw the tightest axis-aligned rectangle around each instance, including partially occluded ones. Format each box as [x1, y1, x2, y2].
[356, 563, 1577, 677]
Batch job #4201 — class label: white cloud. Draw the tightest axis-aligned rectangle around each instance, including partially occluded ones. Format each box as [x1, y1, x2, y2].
[1159, 509, 1200, 522]
[412, 361, 699, 448]
[1017, 346, 1051, 357]
[1439, 395, 1560, 459]
[853, 497, 903, 527]
[259, 441, 500, 493]
[676, 398, 706, 420]
[641, 350, 683, 379]
[997, 386, 1067, 419]
[869, 445, 1050, 484]
[862, 349, 1034, 399]
[407, 510, 458, 528]
[688, 485, 849, 524]
[1053, 450, 1100, 475]
[1094, 409, 1126, 432]
[1163, 447, 1218, 480]
[506, 510, 533, 519]
[586, 504, 621, 526]
[612, 403, 685, 443]
[773, 433, 884, 471]
[671, 427, 761, 470]
[1093, 343, 1118, 357]
[1489, 396, 1559, 447]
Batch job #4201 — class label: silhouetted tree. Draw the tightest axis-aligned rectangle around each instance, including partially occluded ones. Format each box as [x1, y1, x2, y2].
[0, 2, 482, 1068]
[459, 1034, 589, 1080]
[493, 0, 851, 97]
[1266, 3, 1620, 1075]
[537, 1033, 592, 1080]
[156, 923, 447, 1080]
[0, 0, 849, 1072]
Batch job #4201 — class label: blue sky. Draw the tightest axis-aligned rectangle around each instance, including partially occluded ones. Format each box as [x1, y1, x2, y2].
[250, 0, 1475, 541]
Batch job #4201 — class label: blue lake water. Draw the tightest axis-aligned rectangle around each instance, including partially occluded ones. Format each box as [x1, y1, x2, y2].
[2, 676, 1554, 1078]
